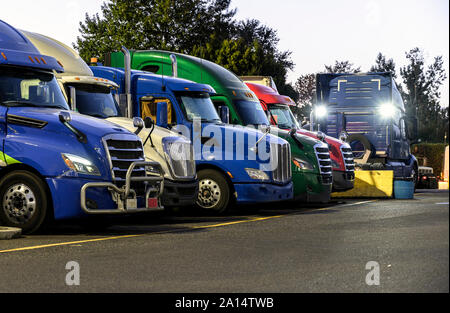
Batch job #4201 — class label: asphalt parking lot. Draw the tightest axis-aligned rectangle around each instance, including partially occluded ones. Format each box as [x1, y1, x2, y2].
[0, 190, 448, 293]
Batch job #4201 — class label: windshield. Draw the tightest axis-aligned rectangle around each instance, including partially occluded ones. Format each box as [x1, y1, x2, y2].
[268, 104, 300, 130]
[0, 67, 69, 110]
[234, 99, 269, 126]
[70, 84, 120, 118]
[176, 92, 221, 123]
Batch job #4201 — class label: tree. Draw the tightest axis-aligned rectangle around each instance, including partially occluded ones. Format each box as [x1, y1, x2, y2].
[74, 0, 237, 62]
[324, 60, 361, 73]
[74, 0, 295, 103]
[400, 47, 447, 142]
[370, 53, 397, 78]
[293, 73, 316, 119]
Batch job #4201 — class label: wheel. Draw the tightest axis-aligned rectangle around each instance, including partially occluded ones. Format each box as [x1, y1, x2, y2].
[196, 169, 230, 213]
[0, 171, 49, 234]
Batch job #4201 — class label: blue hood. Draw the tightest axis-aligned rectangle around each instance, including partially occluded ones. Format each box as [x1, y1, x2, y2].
[4, 107, 136, 179]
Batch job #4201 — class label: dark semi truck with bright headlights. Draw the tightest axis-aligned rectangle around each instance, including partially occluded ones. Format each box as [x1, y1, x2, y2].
[312, 72, 419, 184]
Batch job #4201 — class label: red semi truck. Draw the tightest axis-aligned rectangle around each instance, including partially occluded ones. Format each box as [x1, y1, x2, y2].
[245, 82, 355, 192]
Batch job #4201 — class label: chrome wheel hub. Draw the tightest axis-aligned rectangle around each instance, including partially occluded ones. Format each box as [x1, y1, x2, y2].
[3, 183, 36, 224]
[197, 178, 221, 209]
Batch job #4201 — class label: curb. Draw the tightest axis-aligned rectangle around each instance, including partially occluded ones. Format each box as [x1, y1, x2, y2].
[0, 227, 22, 240]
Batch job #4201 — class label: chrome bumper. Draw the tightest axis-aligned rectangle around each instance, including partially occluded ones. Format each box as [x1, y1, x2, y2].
[80, 161, 164, 214]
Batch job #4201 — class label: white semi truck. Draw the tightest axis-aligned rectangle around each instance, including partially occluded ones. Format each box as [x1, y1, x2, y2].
[21, 30, 198, 208]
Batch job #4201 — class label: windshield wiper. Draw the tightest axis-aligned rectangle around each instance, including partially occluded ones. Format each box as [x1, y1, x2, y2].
[2, 100, 66, 110]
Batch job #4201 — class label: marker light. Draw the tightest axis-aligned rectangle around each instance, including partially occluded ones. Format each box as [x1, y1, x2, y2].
[314, 105, 327, 118]
[379, 102, 396, 118]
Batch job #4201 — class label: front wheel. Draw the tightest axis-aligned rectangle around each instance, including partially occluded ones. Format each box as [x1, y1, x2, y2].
[0, 171, 49, 234]
[196, 169, 230, 214]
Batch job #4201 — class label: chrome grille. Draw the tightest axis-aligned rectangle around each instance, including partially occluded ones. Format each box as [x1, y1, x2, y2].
[340, 145, 355, 172]
[271, 143, 292, 183]
[103, 134, 146, 193]
[314, 143, 333, 184]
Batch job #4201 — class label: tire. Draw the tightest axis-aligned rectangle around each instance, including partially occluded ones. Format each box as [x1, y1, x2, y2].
[0, 171, 49, 234]
[196, 169, 230, 214]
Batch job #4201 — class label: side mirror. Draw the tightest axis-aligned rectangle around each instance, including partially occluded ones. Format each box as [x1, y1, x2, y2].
[59, 111, 72, 123]
[157, 101, 168, 128]
[219, 106, 229, 124]
[144, 116, 154, 129]
[133, 117, 144, 135]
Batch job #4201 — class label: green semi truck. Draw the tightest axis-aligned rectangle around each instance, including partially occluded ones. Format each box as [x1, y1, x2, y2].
[105, 51, 333, 202]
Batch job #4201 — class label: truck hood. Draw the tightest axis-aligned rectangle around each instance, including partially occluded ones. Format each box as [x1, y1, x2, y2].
[7, 107, 132, 141]
[297, 128, 345, 148]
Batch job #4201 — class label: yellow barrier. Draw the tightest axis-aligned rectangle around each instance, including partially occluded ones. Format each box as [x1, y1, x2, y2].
[438, 181, 449, 190]
[332, 170, 394, 198]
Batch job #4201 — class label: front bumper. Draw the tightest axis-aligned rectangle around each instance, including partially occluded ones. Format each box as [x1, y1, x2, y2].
[292, 171, 332, 203]
[161, 178, 199, 207]
[294, 183, 332, 203]
[80, 161, 164, 215]
[332, 170, 355, 192]
[234, 181, 294, 204]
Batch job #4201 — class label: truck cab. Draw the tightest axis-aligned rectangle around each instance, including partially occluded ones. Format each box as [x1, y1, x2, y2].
[244, 82, 355, 192]
[105, 50, 332, 203]
[313, 72, 418, 182]
[0, 20, 163, 233]
[20, 30, 198, 208]
[92, 49, 293, 212]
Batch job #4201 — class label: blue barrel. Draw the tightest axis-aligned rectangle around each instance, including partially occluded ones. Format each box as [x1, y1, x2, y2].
[394, 179, 415, 199]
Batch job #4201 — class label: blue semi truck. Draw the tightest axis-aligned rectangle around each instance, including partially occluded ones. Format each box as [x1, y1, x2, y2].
[91, 48, 293, 212]
[0, 20, 164, 233]
[312, 72, 418, 183]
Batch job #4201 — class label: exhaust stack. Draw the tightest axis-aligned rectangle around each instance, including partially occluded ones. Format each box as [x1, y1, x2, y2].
[121, 46, 133, 118]
[170, 54, 178, 78]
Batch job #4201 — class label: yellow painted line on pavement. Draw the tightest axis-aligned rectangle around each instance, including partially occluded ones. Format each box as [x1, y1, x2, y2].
[0, 201, 380, 254]
[0, 234, 144, 254]
[0, 215, 284, 254]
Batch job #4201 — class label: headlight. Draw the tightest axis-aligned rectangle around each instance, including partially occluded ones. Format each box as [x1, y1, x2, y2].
[162, 137, 195, 178]
[379, 102, 396, 118]
[314, 105, 327, 118]
[245, 168, 269, 180]
[61, 153, 100, 176]
[292, 158, 314, 170]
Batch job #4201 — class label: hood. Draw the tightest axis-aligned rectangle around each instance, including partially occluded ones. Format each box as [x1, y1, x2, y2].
[8, 107, 132, 141]
[297, 128, 345, 149]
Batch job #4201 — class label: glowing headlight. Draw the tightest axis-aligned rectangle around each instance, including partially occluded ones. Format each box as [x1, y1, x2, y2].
[245, 168, 269, 180]
[292, 158, 314, 170]
[379, 102, 396, 118]
[314, 105, 328, 118]
[61, 153, 100, 176]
